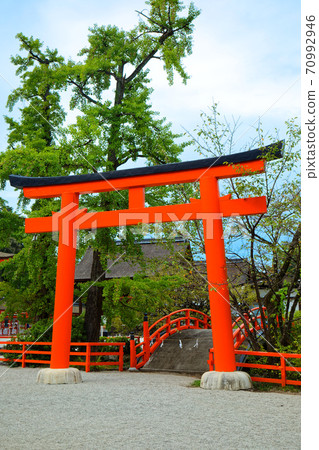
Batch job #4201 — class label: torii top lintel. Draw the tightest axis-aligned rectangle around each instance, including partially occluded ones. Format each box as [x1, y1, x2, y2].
[9, 142, 283, 199]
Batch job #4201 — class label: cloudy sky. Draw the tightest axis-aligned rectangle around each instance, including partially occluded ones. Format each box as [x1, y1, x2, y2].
[0, 0, 300, 208]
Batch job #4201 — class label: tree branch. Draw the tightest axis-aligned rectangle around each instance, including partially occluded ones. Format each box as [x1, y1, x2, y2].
[67, 78, 101, 106]
[126, 27, 175, 84]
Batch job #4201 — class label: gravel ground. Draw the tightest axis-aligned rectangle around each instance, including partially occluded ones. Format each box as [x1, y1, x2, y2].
[0, 366, 300, 450]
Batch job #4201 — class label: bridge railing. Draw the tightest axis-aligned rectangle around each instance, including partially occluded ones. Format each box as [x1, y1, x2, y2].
[232, 306, 267, 348]
[130, 306, 267, 370]
[208, 348, 301, 387]
[131, 309, 211, 370]
[0, 341, 125, 372]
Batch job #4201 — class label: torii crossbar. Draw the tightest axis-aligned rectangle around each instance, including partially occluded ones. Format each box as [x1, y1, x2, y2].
[9, 142, 283, 378]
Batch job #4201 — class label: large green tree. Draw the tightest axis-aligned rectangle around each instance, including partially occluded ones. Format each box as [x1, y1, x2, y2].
[0, 1, 200, 340]
[0, 35, 66, 322]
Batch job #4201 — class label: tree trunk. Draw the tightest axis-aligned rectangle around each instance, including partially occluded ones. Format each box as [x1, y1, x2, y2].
[84, 249, 104, 342]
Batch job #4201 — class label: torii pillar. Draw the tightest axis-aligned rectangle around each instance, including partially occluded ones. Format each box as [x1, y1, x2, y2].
[199, 175, 251, 390]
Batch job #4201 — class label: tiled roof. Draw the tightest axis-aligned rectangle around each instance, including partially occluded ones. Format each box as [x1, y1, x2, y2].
[0, 252, 14, 259]
[75, 239, 250, 285]
[192, 259, 250, 285]
[75, 238, 191, 281]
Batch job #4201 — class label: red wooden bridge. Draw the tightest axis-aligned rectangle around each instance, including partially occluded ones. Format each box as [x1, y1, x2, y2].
[130, 307, 266, 370]
[129, 307, 300, 387]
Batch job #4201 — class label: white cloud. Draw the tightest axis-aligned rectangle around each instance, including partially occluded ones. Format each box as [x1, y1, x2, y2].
[35, 0, 148, 57]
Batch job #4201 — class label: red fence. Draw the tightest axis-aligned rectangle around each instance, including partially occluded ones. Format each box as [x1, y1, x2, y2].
[131, 309, 211, 369]
[0, 308, 301, 387]
[208, 348, 301, 387]
[0, 341, 125, 372]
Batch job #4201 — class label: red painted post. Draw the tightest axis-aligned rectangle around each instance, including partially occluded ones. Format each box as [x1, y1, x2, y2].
[129, 187, 145, 209]
[129, 332, 137, 369]
[143, 313, 150, 364]
[85, 343, 91, 372]
[200, 175, 236, 372]
[166, 316, 171, 337]
[22, 343, 26, 368]
[235, 330, 242, 347]
[50, 193, 79, 369]
[208, 349, 215, 371]
[186, 309, 190, 327]
[281, 356, 286, 387]
[119, 344, 124, 372]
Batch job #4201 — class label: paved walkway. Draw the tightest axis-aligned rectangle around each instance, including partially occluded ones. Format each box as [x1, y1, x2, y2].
[0, 367, 300, 449]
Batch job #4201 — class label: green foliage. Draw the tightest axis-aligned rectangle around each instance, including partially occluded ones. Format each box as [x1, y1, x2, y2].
[70, 314, 87, 342]
[0, 198, 24, 254]
[251, 382, 300, 393]
[136, 0, 200, 85]
[0, 235, 57, 320]
[100, 336, 130, 356]
[2, 34, 67, 200]
[102, 270, 187, 333]
[275, 311, 301, 354]
[17, 317, 53, 342]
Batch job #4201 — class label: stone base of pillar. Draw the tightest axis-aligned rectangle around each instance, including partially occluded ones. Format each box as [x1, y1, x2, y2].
[37, 368, 82, 384]
[200, 371, 252, 391]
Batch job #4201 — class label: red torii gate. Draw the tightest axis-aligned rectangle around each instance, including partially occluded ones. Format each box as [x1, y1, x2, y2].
[10, 142, 282, 385]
